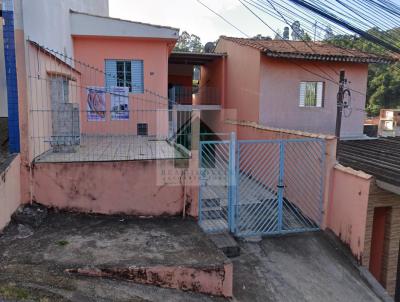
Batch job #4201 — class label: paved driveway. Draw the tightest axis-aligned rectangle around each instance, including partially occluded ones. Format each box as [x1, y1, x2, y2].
[232, 232, 383, 302]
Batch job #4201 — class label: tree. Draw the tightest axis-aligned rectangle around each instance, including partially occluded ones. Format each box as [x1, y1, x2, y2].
[175, 31, 191, 52]
[326, 28, 400, 116]
[291, 21, 305, 41]
[283, 27, 290, 40]
[274, 29, 282, 40]
[303, 33, 312, 41]
[174, 31, 204, 52]
[189, 34, 203, 52]
[252, 34, 272, 40]
[324, 26, 334, 40]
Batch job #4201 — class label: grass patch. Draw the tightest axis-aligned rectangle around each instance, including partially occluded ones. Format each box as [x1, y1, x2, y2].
[0, 285, 30, 300]
[57, 240, 69, 246]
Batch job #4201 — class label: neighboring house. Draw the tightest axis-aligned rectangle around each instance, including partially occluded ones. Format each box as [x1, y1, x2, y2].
[336, 138, 400, 298]
[198, 36, 393, 138]
[18, 0, 109, 56]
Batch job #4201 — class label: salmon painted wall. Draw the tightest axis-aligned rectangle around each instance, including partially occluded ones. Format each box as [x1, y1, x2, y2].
[327, 165, 372, 261]
[214, 39, 261, 125]
[259, 57, 368, 138]
[27, 42, 81, 161]
[73, 36, 172, 137]
[32, 157, 200, 217]
[196, 58, 224, 106]
[168, 64, 193, 88]
[0, 155, 21, 231]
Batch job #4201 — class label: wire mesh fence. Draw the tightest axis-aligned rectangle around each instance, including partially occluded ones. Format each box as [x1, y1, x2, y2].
[27, 40, 193, 163]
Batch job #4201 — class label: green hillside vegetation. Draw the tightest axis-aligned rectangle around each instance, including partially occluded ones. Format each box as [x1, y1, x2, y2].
[326, 28, 400, 116]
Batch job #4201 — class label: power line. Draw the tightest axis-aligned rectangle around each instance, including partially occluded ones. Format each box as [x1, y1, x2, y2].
[196, 0, 368, 97]
[263, 0, 340, 76]
[196, 0, 250, 38]
[286, 0, 400, 54]
[239, 0, 369, 96]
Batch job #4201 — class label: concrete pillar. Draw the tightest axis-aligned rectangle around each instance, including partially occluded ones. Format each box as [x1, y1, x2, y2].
[2, 0, 20, 153]
[191, 109, 201, 151]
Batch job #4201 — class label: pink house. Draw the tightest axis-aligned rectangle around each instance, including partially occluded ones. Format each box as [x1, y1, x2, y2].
[70, 11, 178, 138]
[198, 36, 393, 139]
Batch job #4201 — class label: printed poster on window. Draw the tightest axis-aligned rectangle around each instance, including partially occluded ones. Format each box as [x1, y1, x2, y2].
[111, 86, 129, 120]
[86, 86, 106, 121]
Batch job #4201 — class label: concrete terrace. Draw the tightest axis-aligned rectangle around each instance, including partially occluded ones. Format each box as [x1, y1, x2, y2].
[0, 210, 230, 301]
[35, 135, 189, 163]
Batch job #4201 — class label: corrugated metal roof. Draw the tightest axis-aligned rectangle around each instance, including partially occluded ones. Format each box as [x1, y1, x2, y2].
[220, 36, 396, 64]
[338, 137, 400, 186]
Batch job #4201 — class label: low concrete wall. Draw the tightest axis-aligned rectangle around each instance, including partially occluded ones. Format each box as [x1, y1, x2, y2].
[32, 158, 199, 217]
[327, 164, 372, 262]
[0, 155, 21, 231]
[67, 262, 233, 297]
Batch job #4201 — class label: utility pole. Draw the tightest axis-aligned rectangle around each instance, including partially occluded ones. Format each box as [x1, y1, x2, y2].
[335, 70, 346, 138]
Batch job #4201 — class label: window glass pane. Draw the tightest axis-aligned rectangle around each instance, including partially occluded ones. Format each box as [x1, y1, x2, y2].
[62, 79, 69, 102]
[125, 71, 132, 88]
[117, 61, 124, 72]
[125, 61, 132, 72]
[305, 82, 317, 106]
[115, 61, 132, 92]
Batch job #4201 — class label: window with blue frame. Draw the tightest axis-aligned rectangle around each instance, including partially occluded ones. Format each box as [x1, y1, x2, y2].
[105, 59, 144, 93]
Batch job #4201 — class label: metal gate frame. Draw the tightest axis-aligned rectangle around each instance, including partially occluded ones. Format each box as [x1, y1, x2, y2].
[199, 133, 326, 237]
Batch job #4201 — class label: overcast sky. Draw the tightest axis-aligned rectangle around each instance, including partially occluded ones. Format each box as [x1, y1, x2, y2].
[109, 0, 285, 43]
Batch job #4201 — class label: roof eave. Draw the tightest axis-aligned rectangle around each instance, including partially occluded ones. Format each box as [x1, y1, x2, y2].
[263, 51, 395, 64]
[70, 11, 179, 41]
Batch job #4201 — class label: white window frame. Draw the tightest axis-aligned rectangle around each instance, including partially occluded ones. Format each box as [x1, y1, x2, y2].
[116, 60, 132, 92]
[105, 59, 144, 94]
[299, 81, 324, 108]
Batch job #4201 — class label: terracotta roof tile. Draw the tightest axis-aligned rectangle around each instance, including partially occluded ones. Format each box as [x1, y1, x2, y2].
[220, 36, 395, 63]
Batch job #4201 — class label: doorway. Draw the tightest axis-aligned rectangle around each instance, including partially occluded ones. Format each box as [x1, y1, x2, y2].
[369, 207, 390, 284]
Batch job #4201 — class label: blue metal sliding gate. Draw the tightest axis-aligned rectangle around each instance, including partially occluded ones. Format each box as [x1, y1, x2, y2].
[199, 134, 326, 237]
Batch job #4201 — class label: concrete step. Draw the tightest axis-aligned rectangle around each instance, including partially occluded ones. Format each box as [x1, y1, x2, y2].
[208, 233, 240, 258]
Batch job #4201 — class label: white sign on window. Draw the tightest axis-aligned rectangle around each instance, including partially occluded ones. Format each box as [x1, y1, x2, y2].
[111, 86, 129, 120]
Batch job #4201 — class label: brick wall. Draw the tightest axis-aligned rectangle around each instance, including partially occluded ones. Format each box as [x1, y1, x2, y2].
[363, 180, 400, 297]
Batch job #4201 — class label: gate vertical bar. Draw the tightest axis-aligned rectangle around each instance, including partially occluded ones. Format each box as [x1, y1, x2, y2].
[277, 141, 286, 232]
[319, 140, 326, 226]
[198, 141, 204, 224]
[228, 132, 237, 233]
